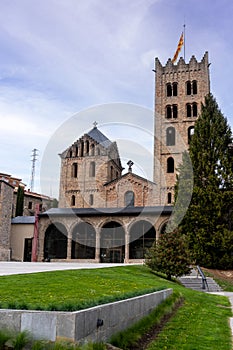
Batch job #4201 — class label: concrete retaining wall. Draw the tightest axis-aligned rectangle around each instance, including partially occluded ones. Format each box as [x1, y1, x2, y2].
[0, 288, 172, 344]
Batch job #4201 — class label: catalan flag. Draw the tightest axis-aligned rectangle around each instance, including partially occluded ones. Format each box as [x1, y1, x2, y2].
[172, 32, 184, 63]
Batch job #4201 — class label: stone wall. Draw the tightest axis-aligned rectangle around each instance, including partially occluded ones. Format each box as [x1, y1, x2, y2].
[0, 288, 172, 343]
[0, 181, 13, 260]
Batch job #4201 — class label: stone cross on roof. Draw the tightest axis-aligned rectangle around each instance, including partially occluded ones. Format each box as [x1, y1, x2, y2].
[127, 160, 134, 172]
[93, 121, 98, 128]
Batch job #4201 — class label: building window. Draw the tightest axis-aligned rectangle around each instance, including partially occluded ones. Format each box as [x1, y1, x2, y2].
[186, 80, 197, 95]
[80, 142, 84, 157]
[86, 140, 89, 155]
[166, 105, 172, 118]
[89, 194, 94, 205]
[125, 191, 135, 207]
[173, 104, 178, 118]
[173, 82, 178, 96]
[187, 103, 192, 118]
[75, 146, 78, 157]
[166, 82, 178, 97]
[188, 126, 195, 144]
[28, 201, 32, 210]
[91, 144, 95, 156]
[193, 102, 197, 117]
[167, 192, 172, 204]
[186, 103, 198, 118]
[193, 80, 197, 94]
[166, 83, 172, 97]
[71, 195, 75, 206]
[90, 162, 95, 177]
[167, 157, 174, 173]
[72, 163, 78, 178]
[69, 149, 72, 157]
[186, 81, 192, 95]
[166, 105, 178, 119]
[166, 127, 175, 146]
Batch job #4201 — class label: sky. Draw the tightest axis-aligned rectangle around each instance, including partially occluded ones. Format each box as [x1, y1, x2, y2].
[0, 0, 233, 198]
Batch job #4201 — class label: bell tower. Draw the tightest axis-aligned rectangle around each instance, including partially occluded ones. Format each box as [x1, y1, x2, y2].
[153, 52, 210, 206]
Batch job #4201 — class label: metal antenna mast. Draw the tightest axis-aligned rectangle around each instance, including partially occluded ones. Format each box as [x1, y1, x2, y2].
[30, 148, 39, 192]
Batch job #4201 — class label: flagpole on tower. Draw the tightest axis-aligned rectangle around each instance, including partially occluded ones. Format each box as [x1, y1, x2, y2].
[183, 23, 186, 62]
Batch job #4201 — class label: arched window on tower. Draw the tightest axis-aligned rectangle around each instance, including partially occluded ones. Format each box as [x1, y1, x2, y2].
[166, 105, 172, 119]
[173, 82, 178, 96]
[167, 157, 174, 173]
[90, 162, 95, 177]
[75, 146, 78, 157]
[166, 82, 178, 97]
[186, 81, 192, 95]
[166, 105, 178, 119]
[166, 83, 172, 97]
[166, 127, 175, 146]
[125, 191, 135, 207]
[188, 126, 195, 144]
[186, 80, 198, 95]
[167, 192, 172, 204]
[186, 103, 192, 118]
[173, 105, 178, 118]
[193, 102, 198, 117]
[72, 163, 78, 178]
[71, 195, 76, 206]
[192, 80, 197, 94]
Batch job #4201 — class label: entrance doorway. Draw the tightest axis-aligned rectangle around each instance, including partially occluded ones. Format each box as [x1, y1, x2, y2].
[23, 238, 32, 262]
[100, 221, 125, 263]
[110, 249, 122, 263]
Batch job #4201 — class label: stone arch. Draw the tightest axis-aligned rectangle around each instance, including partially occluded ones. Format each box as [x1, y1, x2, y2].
[100, 221, 125, 263]
[158, 220, 169, 235]
[44, 222, 68, 260]
[71, 221, 96, 259]
[129, 220, 156, 259]
[167, 157, 174, 173]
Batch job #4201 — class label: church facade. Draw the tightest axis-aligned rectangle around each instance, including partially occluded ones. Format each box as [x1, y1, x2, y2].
[36, 52, 210, 263]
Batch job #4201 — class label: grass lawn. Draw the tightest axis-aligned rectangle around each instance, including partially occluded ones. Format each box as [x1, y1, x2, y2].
[0, 265, 232, 349]
[0, 265, 167, 311]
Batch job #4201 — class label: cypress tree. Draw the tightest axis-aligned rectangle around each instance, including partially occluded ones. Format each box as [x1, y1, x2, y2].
[176, 94, 233, 268]
[15, 185, 24, 217]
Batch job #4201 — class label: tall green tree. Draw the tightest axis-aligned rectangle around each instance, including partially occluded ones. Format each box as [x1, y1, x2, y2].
[175, 94, 233, 268]
[15, 185, 24, 217]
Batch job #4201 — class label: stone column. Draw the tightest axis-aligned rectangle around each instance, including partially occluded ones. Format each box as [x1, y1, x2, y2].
[124, 228, 129, 263]
[95, 227, 101, 262]
[67, 234, 72, 260]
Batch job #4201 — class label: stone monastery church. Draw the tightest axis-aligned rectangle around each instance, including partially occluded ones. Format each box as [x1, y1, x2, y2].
[0, 51, 210, 263]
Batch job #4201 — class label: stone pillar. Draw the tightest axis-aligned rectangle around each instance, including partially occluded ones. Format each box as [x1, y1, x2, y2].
[95, 228, 101, 262]
[124, 228, 129, 263]
[67, 235, 72, 260]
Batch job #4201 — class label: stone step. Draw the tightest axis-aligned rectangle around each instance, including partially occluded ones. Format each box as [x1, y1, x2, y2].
[178, 276, 222, 292]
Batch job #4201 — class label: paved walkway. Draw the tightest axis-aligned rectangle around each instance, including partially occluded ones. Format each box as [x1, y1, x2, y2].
[0, 261, 128, 275]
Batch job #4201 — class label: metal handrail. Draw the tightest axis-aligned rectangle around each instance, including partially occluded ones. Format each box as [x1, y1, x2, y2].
[196, 265, 209, 290]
